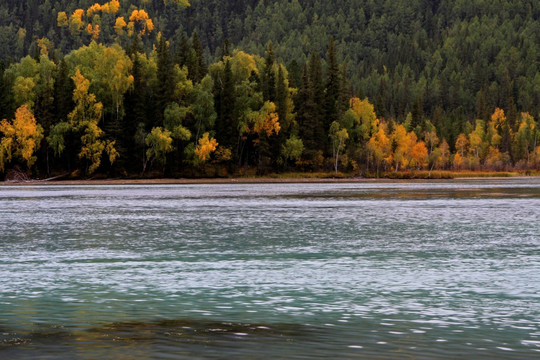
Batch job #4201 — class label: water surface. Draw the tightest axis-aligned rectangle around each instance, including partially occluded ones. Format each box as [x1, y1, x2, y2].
[1, 179, 539, 358]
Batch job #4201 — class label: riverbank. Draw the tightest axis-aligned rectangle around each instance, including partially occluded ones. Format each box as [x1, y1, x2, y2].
[1, 170, 539, 186]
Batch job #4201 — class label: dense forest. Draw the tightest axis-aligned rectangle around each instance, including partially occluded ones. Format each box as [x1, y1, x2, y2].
[0, 0, 539, 178]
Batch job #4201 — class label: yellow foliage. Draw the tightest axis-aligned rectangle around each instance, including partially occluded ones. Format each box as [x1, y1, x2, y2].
[367, 126, 390, 168]
[87, 3, 102, 17]
[230, 50, 258, 80]
[127, 21, 135, 37]
[79, 122, 105, 174]
[256, 114, 280, 137]
[453, 152, 463, 169]
[164, 0, 190, 7]
[13, 76, 36, 108]
[71, 69, 91, 105]
[69, 9, 85, 35]
[349, 97, 378, 140]
[484, 146, 504, 170]
[490, 107, 506, 129]
[214, 146, 232, 162]
[128, 9, 153, 34]
[57, 11, 68, 27]
[129, 9, 149, 22]
[86, 24, 100, 40]
[410, 141, 428, 169]
[114, 16, 127, 35]
[37, 38, 52, 57]
[0, 105, 43, 171]
[105, 0, 120, 13]
[455, 133, 469, 157]
[146, 18, 154, 33]
[194, 133, 218, 162]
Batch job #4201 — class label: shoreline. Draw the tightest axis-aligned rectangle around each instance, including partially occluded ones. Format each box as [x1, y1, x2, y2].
[2, 175, 539, 186]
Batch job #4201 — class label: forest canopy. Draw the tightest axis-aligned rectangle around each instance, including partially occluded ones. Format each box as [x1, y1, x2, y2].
[0, 0, 539, 178]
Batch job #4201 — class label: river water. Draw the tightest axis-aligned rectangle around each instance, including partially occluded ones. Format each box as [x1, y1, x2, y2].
[1, 179, 539, 359]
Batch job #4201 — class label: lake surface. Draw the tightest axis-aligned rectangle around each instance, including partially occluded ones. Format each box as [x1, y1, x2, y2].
[1, 179, 539, 359]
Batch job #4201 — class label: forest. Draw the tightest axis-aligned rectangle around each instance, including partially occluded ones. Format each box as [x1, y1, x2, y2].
[0, 0, 539, 179]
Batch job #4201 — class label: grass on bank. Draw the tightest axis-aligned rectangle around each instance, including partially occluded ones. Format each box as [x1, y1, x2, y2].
[268, 170, 540, 180]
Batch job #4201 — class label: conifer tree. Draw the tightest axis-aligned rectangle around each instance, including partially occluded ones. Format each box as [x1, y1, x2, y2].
[262, 43, 276, 102]
[308, 52, 325, 152]
[325, 37, 340, 128]
[214, 60, 236, 151]
[156, 34, 174, 124]
[176, 34, 190, 68]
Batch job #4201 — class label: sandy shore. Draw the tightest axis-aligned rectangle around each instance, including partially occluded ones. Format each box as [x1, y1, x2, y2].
[2, 175, 538, 186]
[0, 177, 372, 186]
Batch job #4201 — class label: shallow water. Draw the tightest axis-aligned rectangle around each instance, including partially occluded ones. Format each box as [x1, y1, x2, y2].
[1, 179, 539, 359]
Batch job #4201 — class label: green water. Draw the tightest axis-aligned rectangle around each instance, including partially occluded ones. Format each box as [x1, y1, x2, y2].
[1, 179, 539, 359]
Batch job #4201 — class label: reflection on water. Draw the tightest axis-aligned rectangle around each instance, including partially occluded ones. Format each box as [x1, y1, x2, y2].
[1, 179, 540, 358]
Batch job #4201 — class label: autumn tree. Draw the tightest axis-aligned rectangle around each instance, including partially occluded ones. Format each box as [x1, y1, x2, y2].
[194, 132, 218, 164]
[367, 125, 391, 176]
[48, 70, 117, 174]
[513, 112, 537, 166]
[329, 121, 348, 173]
[0, 105, 43, 172]
[145, 126, 173, 170]
[128, 10, 154, 36]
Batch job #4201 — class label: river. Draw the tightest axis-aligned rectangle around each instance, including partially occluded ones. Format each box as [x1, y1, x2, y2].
[1, 179, 539, 358]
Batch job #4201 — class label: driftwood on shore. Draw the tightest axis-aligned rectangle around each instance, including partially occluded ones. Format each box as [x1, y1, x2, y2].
[3, 169, 70, 184]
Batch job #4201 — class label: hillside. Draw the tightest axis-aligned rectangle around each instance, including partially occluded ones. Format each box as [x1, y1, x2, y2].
[0, 0, 539, 178]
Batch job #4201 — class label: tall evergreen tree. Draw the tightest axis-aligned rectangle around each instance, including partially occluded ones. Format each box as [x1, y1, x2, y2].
[262, 43, 276, 102]
[308, 52, 325, 152]
[214, 60, 236, 151]
[176, 34, 191, 68]
[156, 34, 175, 125]
[0, 61, 14, 120]
[123, 52, 147, 171]
[53, 58, 73, 124]
[189, 31, 207, 83]
[325, 37, 340, 128]
[219, 38, 230, 60]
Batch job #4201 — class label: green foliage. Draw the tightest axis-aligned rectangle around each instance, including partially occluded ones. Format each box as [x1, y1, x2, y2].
[145, 126, 173, 165]
[1, 0, 539, 178]
[281, 136, 304, 163]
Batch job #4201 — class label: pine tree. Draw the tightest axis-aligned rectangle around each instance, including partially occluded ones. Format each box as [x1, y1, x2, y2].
[219, 38, 230, 60]
[262, 43, 276, 102]
[53, 58, 73, 124]
[123, 53, 147, 171]
[189, 31, 207, 83]
[156, 34, 174, 125]
[0, 61, 14, 120]
[214, 60, 236, 151]
[297, 63, 317, 153]
[338, 63, 350, 116]
[175, 34, 190, 68]
[325, 37, 340, 128]
[308, 52, 325, 152]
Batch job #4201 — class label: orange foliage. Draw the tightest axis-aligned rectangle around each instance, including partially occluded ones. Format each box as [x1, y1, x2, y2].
[194, 133, 218, 162]
[0, 105, 43, 170]
[490, 107, 507, 129]
[254, 114, 280, 137]
[410, 141, 428, 169]
[69, 9, 85, 35]
[114, 16, 127, 35]
[455, 133, 469, 157]
[104, 0, 120, 13]
[86, 24, 100, 40]
[453, 152, 463, 169]
[87, 3, 102, 17]
[128, 9, 154, 35]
